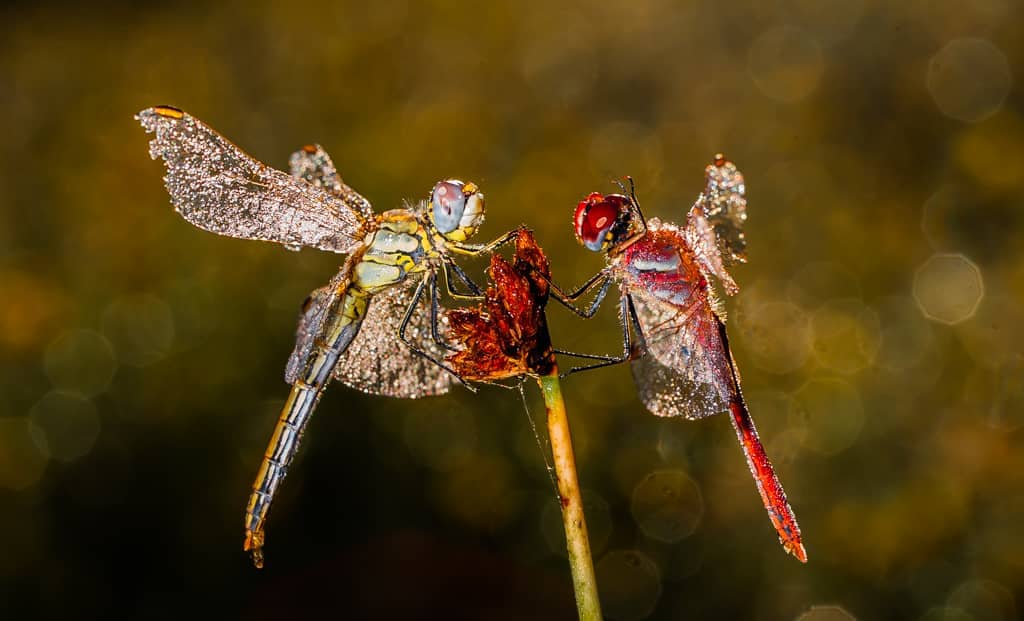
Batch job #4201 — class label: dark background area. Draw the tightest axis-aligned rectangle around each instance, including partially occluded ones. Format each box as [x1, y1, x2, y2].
[1, 1, 1022, 619]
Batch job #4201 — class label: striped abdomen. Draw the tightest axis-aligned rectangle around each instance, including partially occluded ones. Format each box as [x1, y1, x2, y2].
[243, 213, 433, 566]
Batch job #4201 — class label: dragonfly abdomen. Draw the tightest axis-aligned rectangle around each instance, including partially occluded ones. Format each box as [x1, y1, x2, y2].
[244, 284, 372, 566]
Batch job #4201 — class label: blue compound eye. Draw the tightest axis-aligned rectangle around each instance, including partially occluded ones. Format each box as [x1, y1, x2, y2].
[431, 180, 467, 233]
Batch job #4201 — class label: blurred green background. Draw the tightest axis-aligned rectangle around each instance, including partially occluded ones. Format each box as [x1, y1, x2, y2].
[2, 1, 1022, 619]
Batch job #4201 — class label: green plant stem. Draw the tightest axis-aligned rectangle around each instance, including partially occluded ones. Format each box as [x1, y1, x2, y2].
[538, 370, 602, 621]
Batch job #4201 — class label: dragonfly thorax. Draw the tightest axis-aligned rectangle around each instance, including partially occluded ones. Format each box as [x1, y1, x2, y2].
[429, 179, 485, 243]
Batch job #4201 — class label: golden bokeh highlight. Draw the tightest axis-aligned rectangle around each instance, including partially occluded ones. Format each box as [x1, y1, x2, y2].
[927, 38, 1011, 123]
[913, 254, 984, 325]
[43, 330, 117, 397]
[789, 378, 864, 455]
[630, 469, 703, 543]
[795, 605, 857, 621]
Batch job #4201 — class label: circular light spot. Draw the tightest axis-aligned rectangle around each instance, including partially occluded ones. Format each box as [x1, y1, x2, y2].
[28, 391, 101, 462]
[402, 407, 477, 471]
[942, 582, 1015, 621]
[0, 418, 48, 490]
[102, 294, 175, 366]
[43, 330, 117, 397]
[913, 253, 984, 325]
[927, 38, 1011, 122]
[736, 285, 813, 374]
[796, 605, 858, 621]
[630, 469, 703, 543]
[874, 296, 936, 373]
[789, 378, 864, 455]
[953, 112, 1024, 191]
[810, 299, 882, 374]
[595, 550, 662, 621]
[541, 489, 612, 557]
[748, 26, 824, 103]
[947, 578, 1017, 621]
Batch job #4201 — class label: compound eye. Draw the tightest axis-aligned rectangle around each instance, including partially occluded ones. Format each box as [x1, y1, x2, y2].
[574, 193, 622, 252]
[431, 180, 467, 233]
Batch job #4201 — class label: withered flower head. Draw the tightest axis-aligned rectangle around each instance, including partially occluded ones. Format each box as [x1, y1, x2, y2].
[447, 229, 556, 381]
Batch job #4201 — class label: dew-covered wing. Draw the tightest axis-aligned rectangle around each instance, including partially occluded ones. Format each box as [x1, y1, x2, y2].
[692, 156, 747, 265]
[289, 144, 375, 222]
[285, 261, 353, 384]
[137, 106, 369, 253]
[333, 279, 452, 398]
[628, 288, 732, 420]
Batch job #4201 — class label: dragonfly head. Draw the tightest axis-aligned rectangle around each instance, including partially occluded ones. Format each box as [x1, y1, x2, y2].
[573, 192, 639, 253]
[430, 179, 485, 242]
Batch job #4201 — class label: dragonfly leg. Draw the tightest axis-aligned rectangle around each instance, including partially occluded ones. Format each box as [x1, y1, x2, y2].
[399, 273, 476, 392]
[428, 269, 458, 352]
[549, 273, 613, 318]
[448, 226, 524, 257]
[442, 259, 485, 301]
[558, 294, 635, 376]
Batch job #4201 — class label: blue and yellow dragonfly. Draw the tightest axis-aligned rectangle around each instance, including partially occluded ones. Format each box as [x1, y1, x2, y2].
[137, 106, 515, 566]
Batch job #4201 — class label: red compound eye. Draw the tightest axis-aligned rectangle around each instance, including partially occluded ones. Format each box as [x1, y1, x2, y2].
[574, 193, 628, 251]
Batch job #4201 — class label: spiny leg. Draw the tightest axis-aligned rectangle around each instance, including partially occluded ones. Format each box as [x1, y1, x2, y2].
[557, 294, 636, 376]
[442, 259, 485, 302]
[448, 227, 523, 257]
[549, 273, 614, 318]
[428, 269, 457, 352]
[399, 272, 475, 392]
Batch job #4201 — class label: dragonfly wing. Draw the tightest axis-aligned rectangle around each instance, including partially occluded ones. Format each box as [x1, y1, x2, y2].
[692, 156, 747, 266]
[629, 290, 731, 420]
[289, 144, 375, 222]
[332, 278, 452, 398]
[137, 106, 369, 253]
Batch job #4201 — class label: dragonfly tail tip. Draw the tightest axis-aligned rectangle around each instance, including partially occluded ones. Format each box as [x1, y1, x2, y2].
[244, 529, 266, 569]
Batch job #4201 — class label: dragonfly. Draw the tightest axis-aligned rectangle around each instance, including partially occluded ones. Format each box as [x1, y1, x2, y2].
[137, 106, 516, 567]
[549, 155, 807, 562]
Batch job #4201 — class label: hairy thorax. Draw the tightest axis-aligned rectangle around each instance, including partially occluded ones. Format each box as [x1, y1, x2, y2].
[352, 211, 433, 294]
[619, 227, 707, 307]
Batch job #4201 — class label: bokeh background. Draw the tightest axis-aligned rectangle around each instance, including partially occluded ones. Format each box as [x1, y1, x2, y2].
[2, 1, 1022, 619]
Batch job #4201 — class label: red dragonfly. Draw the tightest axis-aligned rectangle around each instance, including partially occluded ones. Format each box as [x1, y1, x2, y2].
[551, 155, 806, 562]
